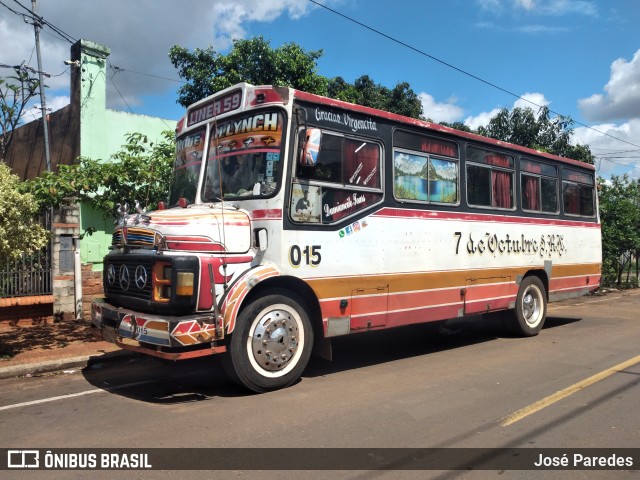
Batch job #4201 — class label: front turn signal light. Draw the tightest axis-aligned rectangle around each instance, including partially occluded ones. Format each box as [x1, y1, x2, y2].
[176, 272, 194, 296]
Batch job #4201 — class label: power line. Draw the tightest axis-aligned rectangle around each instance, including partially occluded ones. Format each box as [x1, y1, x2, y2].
[107, 61, 176, 129]
[10, 0, 77, 44]
[107, 63, 135, 114]
[110, 65, 186, 84]
[306, 0, 640, 150]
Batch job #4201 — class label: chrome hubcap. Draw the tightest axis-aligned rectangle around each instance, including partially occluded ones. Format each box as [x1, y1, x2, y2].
[522, 286, 542, 327]
[250, 308, 299, 372]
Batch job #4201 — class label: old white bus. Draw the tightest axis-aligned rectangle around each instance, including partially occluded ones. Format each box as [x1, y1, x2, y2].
[92, 83, 602, 392]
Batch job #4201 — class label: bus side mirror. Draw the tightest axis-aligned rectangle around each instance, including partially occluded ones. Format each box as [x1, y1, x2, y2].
[299, 128, 322, 167]
[255, 228, 268, 252]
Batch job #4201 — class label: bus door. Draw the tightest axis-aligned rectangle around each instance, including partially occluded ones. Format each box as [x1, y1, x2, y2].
[464, 276, 512, 315]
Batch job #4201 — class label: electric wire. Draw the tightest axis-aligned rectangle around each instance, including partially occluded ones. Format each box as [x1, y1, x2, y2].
[306, 0, 640, 150]
[3, 0, 638, 151]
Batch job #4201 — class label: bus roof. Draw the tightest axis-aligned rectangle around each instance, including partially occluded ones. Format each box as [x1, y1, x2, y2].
[292, 88, 595, 172]
[177, 83, 595, 172]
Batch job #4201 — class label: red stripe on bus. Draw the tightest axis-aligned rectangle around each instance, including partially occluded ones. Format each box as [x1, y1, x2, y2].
[372, 207, 600, 228]
[252, 209, 283, 220]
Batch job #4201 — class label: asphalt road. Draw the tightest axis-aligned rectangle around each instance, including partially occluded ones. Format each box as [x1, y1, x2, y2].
[1, 289, 639, 479]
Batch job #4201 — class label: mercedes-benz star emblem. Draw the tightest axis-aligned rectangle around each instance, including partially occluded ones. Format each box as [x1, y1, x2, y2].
[135, 265, 148, 290]
[107, 264, 116, 286]
[119, 265, 130, 291]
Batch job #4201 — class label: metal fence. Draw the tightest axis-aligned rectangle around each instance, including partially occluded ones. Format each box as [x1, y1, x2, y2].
[0, 211, 52, 298]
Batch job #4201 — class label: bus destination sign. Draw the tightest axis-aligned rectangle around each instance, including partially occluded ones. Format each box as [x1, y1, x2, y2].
[187, 89, 242, 127]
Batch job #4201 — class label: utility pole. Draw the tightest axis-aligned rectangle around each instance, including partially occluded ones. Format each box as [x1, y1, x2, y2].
[31, 0, 51, 173]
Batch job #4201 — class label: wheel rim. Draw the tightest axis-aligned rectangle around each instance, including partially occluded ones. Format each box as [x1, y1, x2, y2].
[246, 303, 305, 378]
[522, 284, 544, 327]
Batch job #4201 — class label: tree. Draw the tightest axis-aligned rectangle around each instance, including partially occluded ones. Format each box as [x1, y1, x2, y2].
[477, 106, 594, 164]
[328, 76, 423, 119]
[0, 65, 40, 161]
[438, 121, 473, 133]
[0, 163, 48, 260]
[21, 131, 175, 218]
[170, 37, 424, 119]
[598, 175, 640, 287]
[169, 37, 328, 107]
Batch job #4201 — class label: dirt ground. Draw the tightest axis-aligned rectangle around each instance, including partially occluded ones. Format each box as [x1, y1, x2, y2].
[0, 319, 98, 360]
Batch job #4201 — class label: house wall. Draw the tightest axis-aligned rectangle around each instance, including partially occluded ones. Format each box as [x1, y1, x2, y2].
[1, 39, 176, 322]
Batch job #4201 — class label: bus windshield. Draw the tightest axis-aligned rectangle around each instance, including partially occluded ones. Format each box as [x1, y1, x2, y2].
[202, 110, 285, 201]
[169, 128, 206, 206]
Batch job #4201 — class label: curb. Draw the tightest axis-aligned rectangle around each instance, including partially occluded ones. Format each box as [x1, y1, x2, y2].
[0, 350, 134, 380]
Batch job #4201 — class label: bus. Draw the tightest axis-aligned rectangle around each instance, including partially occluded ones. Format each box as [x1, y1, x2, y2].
[91, 82, 602, 392]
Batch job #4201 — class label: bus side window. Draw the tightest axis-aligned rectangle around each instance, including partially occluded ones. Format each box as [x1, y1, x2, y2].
[562, 169, 595, 217]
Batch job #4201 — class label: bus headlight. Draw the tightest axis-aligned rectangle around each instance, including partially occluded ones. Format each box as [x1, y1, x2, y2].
[176, 272, 195, 296]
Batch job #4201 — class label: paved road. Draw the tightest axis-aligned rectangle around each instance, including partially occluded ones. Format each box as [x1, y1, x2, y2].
[1, 290, 639, 479]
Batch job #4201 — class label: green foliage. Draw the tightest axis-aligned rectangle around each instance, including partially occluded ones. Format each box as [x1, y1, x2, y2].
[1, 66, 41, 161]
[170, 37, 424, 119]
[21, 131, 175, 218]
[477, 106, 594, 164]
[170, 36, 328, 107]
[597, 175, 640, 287]
[0, 163, 49, 259]
[439, 121, 474, 133]
[328, 76, 424, 119]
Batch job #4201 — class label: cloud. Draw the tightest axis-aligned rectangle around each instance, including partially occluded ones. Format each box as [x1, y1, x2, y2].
[514, 92, 550, 110]
[0, 0, 321, 110]
[465, 108, 502, 131]
[578, 49, 640, 122]
[516, 24, 570, 34]
[573, 119, 640, 179]
[464, 92, 550, 129]
[477, 0, 597, 17]
[21, 95, 71, 123]
[419, 93, 464, 123]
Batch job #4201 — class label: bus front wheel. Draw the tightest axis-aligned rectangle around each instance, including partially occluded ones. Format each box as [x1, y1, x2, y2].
[222, 290, 313, 393]
[509, 276, 547, 337]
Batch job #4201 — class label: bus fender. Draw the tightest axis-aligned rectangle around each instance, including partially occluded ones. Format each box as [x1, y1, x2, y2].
[221, 264, 281, 334]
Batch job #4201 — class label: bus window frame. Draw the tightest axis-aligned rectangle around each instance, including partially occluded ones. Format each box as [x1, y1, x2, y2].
[465, 145, 516, 212]
[465, 162, 516, 212]
[392, 147, 460, 207]
[291, 127, 385, 225]
[520, 158, 560, 215]
[561, 177, 596, 218]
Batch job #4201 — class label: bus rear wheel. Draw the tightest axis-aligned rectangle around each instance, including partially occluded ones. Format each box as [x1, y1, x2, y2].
[222, 291, 313, 393]
[509, 276, 547, 337]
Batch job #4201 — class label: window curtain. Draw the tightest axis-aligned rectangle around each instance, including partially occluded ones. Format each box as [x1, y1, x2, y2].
[344, 141, 379, 187]
[421, 139, 458, 158]
[486, 155, 512, 208]
[564, 183, 580, 214]
[523, 176, 540, 211]
[492, 171, 512, 208]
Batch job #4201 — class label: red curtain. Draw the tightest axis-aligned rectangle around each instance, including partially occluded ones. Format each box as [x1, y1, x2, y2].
[344, 141, 379, 187]
[492, 171, 512, 208]
[522, 160, 542, 174]
[486, 154, 511, 168]
[421, 139, 458, 157]
[523, 176, 540, 211]
[564, 184, 579, 214]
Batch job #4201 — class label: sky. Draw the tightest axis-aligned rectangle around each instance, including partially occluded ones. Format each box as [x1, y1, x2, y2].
[1, 0, 639, 179]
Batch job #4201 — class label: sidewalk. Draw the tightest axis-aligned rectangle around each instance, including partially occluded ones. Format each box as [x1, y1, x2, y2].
[0, 319, 130, 379]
